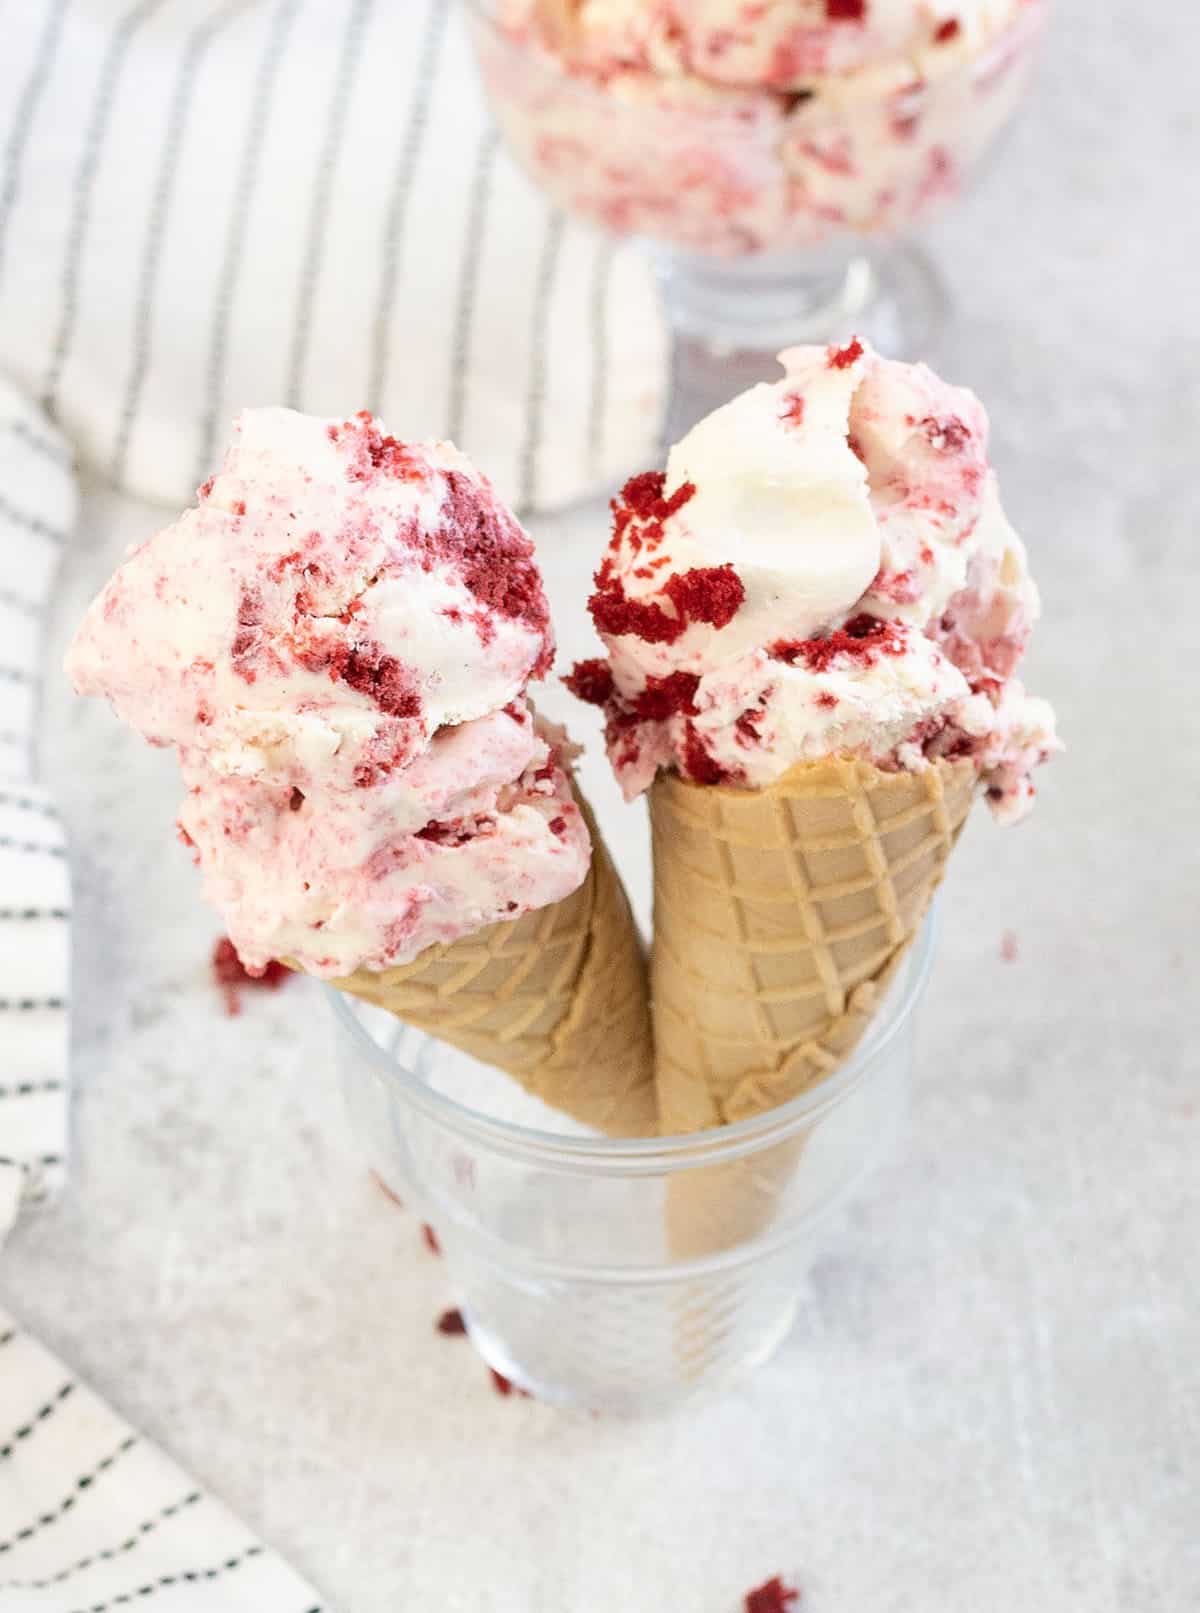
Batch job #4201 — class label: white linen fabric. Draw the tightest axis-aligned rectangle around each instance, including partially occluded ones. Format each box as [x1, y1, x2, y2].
[0, 0, 667, 516]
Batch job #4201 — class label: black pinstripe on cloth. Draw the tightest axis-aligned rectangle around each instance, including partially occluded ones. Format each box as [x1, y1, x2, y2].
[0, 0, 664, 512]
[0, 1312, 325, 1609]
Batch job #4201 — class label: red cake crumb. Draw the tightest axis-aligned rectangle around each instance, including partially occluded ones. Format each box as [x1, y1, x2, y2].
[816, 691, 839, 708]
[827, 336, 864, 370]
[434, 471, 552, 665]
[589, 583, 683, 646]
[745, 1576, 801, 1613]
[613, 470, 696, 533]
[211, 936, 288, 1017]
[231, 585, 265, 682]
[826, 0, 865, 18]
[664, 564, 745, 630]
[779, 392, 806, 427]
[564, 658, 615, 707]
[548, 816, 568, 837]
[771, 614, 906, 672]
[934, 16, 961, 41]
[437, 1308, 468, 1336]
[421, 1223, 442, 1256]
[634, 671, 701, 720]
[333, 411, 430, 483]
[682, 723, 733, 785]
[370, 1170, 404, 1209]
[416, 819, 476, 847]
[197, 476, 215, 500]
[294, 636, 424, 720]
[1000, 929, 1019, 963]
[922, 413, 971, 452]
[489, 1368, 532, 1399]
[870, 567, 922, 604]
[735, 704, 766, 746]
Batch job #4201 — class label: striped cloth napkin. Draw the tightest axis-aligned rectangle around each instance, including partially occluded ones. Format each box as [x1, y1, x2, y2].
[0, 382, 326, 1613]
[0, 384, 76, 1241]
[0, 1312, 323, 1613]
[0, 0, 666, 516]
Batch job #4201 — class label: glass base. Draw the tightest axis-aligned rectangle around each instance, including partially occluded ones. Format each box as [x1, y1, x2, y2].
[650, 242, 947, 446]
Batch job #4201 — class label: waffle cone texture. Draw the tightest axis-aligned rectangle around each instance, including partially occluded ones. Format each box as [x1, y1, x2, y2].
[332, 801, 657, 1138]
[651, 755, 978, 1136]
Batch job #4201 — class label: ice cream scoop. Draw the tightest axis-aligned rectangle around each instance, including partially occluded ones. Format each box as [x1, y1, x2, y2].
[569, 338, 1057, 821]
[68, 409, 591, 976]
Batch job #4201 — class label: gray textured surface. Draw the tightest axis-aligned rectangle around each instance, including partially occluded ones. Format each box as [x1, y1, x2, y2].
[4, 5, 1199, 1609]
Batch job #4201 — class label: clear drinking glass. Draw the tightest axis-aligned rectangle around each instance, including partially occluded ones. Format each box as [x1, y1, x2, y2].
[330, 911, 936, 1413]
[467, 1, 1046, 437]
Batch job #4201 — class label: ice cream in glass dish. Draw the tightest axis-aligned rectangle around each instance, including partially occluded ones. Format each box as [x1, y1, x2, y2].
[469, 0, 1047, 433]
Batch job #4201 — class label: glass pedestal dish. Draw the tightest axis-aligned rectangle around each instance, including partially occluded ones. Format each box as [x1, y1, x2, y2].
[469, 1, 1046, 437]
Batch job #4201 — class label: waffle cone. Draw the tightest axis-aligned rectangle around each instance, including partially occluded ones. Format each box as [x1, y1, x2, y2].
[332, 801, 657, 1138]
[651, 755, 978, 1137]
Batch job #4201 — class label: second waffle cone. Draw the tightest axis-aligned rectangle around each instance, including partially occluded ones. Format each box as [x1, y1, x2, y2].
[651, 754, 979, 1136]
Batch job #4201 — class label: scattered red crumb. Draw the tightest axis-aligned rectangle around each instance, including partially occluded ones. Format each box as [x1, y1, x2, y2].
[1000, 929, 1019, 963]
[779, 392, 806, 427]
[289, 787, 304, 811]
[826, 0, 865, 18]
[920, 543, 935, 565]
[231, 499, 246, 517]
[816, 691, 839, 709]
[664, 564, 745, 630]
[846, 432, 867, 463]
[421, 1223, 442, 1256]
[682, 723, 733, 785]
[634, 670, 701, 720]
[177, 825, 196, 850]
[745, 1576, 801, 1613]
[197, 475, 215, 500]
[548, 815, 568, 837]
[489, 1368, 532, 1400]
[827, 336, 864, 370]
[437, 1308, 468, 1336]
[211, 936, 288, 1017]
[922, 414, 971, 452]
[370, 1170, 404, 1209]
[771, 614, 906, 672]
[934, 17, 961, 41]
[563, 657, 615, 707]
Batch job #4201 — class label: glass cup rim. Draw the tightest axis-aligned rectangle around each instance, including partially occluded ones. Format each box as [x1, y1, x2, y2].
[326, 902, 937, 1172]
